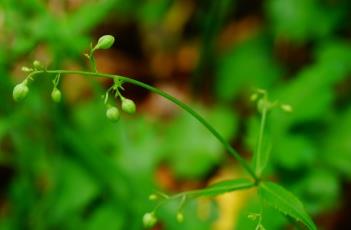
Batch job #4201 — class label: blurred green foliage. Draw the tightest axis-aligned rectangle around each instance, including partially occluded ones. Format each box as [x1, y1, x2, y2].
[1, 0, 351, 229]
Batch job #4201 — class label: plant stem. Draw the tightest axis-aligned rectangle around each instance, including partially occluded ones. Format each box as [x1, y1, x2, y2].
[37, 69, 258, 181]
[255, 104, 267, 177]
[89, 53, 97, 72]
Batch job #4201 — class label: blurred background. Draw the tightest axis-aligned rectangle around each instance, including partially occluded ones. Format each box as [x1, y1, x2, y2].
[1, 0, 351, 229]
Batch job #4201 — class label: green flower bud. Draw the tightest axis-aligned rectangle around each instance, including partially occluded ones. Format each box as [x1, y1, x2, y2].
[281, 104, 293, 112]
[13, 82, 29, 102]
[106, 106, 120, 122]
[176, 212, 184, 223]
[148, 194, 158, 201]
[250, 93, 258, 101]
[94, 35, 115, 50]
[21, 66, 33, 72]
[33, 60, 43, 70]
[248, 213, 260, 221]
[121, 98, 136, 114]
[143, 212, 157, 228]
[51, 88, 62, 103]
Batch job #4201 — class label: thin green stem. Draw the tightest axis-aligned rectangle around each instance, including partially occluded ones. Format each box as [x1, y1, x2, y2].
[35, 69, 258, 181]
[89, 49, 97, 72]
[254, 105, 267, 177]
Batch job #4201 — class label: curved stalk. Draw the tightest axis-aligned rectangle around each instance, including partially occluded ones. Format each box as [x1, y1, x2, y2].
[36, 69, 258, 181]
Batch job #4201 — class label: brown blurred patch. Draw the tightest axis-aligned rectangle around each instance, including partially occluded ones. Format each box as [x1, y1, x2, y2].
[61, 63, 96, 104]
[218, 16, 262, 51]
[273, 39, 312, 76]
[176, 42, 199, 74]
[155, 165, 176, 191]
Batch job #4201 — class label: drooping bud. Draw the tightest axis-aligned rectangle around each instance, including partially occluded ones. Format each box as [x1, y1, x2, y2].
[94, 35, 115, 50]
[250, 93, 258, 101]
[51, 88, 62, 103]
[143, 212, 157, 228]
[148, 194, 158, 201]
[176, 212, 184, 223]
[121, 98, 136, 114]
[106, 106, 120, 122]
[21, 66, 33, 72]
[13, 81, 29, 102]
[248, 213, 259, 221]
[281, 104, 293, 112]
[33, 60, 43, 70]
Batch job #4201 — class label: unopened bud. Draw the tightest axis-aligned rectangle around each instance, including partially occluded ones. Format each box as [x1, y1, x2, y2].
[13, 81, 29, 102]
[121, 98, 136, 114]
[106, 106, 120, 122]
[176, 212, 184, 223]
[148, 194, 158, 201]
[250, 93, 258, 101]
[94, 35, 115, 50]
[33, 60, 43, 70]
[143, 212, 157, 228]
[281, 104, 293, 112]
[21, 66, 33, 72]
[51, 88, 62, 103]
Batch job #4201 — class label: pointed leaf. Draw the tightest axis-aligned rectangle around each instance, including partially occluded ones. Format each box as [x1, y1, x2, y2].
[258, 182, 317, 230]
[184, 178, 255, 198]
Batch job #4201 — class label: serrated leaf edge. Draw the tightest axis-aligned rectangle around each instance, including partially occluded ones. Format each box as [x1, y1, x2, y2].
[259, 182, 317, 230]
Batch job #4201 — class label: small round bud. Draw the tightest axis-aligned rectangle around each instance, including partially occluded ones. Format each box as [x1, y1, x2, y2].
[256, 88, 266, 94]
[121, 98, 136, 114]
[106, 106, 120, 122]
[281, 104, 293, 112]
[176, 212, 184, 223]
[51, 88, 62, 103]
[248, 213, 259, 221]
[250, 93, 258, 101]
[94, 35, 115, 50]
[21, 66, 33, 72]
[33, 60, 43, 70]
[148, 194, 158, 201]
[13, 82, 29, 102]
[143, 212, 157, 228]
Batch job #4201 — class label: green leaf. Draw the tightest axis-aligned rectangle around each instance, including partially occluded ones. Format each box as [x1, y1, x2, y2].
[183, 178, 254, 198]
[258, 182, 317, 230]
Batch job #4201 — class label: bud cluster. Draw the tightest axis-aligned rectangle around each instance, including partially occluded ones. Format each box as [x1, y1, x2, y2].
[250, 89, 293, 113]
[104, 77, 136, 122]
[13, 60, 49, 102]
